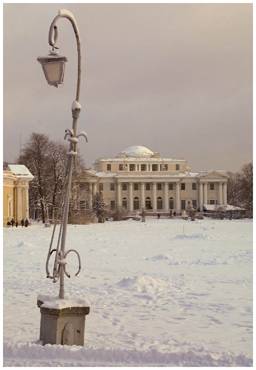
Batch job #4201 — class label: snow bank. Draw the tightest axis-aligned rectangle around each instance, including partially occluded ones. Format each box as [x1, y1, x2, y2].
[3, 342, 252, 367]
[117, 275, 169, 295]
[174, 233, 207, 240]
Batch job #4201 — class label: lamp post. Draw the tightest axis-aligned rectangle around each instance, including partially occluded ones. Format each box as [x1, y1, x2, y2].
[37, 9, 89, 346]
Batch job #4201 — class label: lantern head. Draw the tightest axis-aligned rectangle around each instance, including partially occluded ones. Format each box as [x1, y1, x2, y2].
[37, 51, 67, 87]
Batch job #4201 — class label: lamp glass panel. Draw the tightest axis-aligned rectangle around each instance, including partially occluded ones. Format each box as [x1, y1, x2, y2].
[43, 61, 65, 85]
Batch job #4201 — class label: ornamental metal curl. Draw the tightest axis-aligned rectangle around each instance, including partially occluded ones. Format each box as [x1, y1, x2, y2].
[44, 9, 87, 299]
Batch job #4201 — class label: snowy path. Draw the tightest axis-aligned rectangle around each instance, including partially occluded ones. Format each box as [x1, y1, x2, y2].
[4, 219, 253, 366]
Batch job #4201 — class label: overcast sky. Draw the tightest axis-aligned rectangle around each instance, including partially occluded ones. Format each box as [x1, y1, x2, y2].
[3, 3, 252, 172]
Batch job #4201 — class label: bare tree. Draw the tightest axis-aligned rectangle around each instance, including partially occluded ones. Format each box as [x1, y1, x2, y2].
[17, 132, 85, 223]
[227, 162, 253, 214]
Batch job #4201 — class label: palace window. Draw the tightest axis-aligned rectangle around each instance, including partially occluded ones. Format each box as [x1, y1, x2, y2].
[122, 183, 128, 191]
[141, 164, 147, 171]
[169, 183, 174, 191]
[145, 183, 151, 191]
[119, 164, 124, 171]
[160, 164, 168, 171]
[152, 164, 158, 171]
[181, 183, 186, 191]
[157, 183, 162, 191]
[176, 164, 180, 171]
[129, 164, 136, 171]
[210, 183, 215, 190]
[122, 197, 127, 209]
[192, 183, 197, 190]
[80, 183, 89, 191]
[145, 197, 152, 210]
[107, 164, 111, 171]
[134, 183, 139, 191]
[181, 200, 186, 210]
[80, 200, 86, 209]
[110, 200, 115, 210]
[169, 197, 174, 209]
[99, 183, 104, 192]
[110, 183, 115, 191]
[157, 197, 163, 209]
[134, 197, 140, 210]
[209, 199, 216, 205]
[192, 200, 197, 209]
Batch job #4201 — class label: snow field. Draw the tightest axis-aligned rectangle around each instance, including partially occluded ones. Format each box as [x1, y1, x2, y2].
[4, 218, 253, 366]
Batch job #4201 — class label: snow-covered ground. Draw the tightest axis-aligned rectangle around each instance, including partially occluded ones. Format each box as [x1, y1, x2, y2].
[4, 218, 253, 366]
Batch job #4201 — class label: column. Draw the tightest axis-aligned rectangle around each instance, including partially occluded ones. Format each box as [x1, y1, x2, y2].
[218, 182, 223, 205]
[199, 183, 203, 211]
[117, 182, 121, 209]
[141, 182, 145, 209]
[223, 182, 227, 206]
[128, 182, 133, 212]
[88, 183, 93, 209]
[176, 182, 181, 214]
[152, 182, 157, 211]
[164, 182, 169, 212]
[16, 185, 23, 221]
[25, 185, 29, 218]
[203, 182, 208, 206]
[92, 183, 97, 196]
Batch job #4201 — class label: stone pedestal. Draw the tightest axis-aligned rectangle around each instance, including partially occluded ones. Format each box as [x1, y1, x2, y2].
[37, 296, 90, 346]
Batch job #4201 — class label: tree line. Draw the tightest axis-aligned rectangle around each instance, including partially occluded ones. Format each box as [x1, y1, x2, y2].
[227, 162, 253, 215]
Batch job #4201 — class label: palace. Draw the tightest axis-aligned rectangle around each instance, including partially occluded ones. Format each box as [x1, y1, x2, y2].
[73, 145, 228, 215]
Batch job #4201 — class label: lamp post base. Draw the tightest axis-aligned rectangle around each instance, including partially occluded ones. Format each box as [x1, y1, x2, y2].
[37, 295, 90, 346]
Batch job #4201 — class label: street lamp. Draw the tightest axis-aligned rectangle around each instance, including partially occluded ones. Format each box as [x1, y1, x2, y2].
[38, 8, 87, 299]
[37, 9, 89, 346]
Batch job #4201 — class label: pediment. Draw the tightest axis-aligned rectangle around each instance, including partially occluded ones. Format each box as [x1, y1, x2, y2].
[200, 171, 228, 179]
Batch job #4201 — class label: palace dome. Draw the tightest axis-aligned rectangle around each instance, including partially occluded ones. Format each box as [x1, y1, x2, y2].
[118, 145, 156, 158]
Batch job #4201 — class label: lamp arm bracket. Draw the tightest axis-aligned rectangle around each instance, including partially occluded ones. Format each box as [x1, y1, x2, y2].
[48, 9, 80, 49]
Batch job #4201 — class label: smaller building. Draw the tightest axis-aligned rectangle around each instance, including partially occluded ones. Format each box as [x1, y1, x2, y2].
[3, 164, 34, 226]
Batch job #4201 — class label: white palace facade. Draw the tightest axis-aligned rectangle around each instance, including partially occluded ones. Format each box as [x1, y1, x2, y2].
[74, 146, 228, 215]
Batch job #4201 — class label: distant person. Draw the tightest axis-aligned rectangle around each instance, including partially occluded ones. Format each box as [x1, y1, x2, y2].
[169, 210, 173, 218]
[157, 213, 160, 219]
[24, 218, 29, 227]
[11, 218, 15, 227]
[21, 219, 24, 227]
[7, 221, 11, 227]
[15, 221, 18, 227]
[141, 208, 146, 222]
